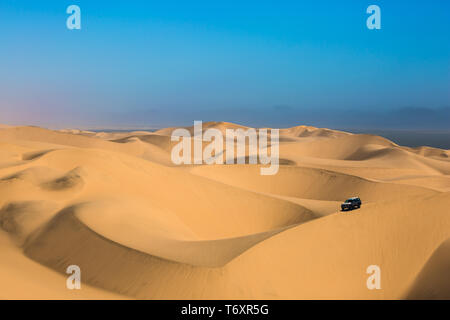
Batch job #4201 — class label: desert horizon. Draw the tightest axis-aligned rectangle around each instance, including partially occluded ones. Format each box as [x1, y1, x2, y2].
[1, 121, 449, 299]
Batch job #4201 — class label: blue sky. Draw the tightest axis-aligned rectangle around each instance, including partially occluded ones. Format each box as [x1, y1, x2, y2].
[0, 0, 449, 129]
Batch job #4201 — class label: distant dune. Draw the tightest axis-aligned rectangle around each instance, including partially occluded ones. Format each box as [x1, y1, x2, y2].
[343, 128, 450, 150]
[0, 122, 449, 299]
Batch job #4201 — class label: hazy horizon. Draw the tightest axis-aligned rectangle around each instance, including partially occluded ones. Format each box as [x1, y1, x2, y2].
[1, 1, 449, 129]
[3, 120, 450, 150]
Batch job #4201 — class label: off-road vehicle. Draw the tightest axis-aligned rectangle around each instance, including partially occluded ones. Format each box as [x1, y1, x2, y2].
[341, 197, 362, 211]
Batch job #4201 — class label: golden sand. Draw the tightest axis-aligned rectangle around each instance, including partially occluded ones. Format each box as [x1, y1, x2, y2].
[0, 123, 449, 299]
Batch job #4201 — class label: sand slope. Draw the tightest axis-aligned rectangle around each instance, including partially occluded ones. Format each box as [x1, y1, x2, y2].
[405, 237, 450, 299]
[0, 122, 449, 299]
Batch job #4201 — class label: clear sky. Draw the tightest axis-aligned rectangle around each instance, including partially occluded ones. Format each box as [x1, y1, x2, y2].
[0, 0, 449, 129]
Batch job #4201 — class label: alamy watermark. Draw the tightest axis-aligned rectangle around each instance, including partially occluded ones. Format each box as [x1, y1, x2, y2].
[65, 5, 381, 31]
[66, 265, 81, 290]
[366, 5, 381, 30]
[66, 5, 81, 30]
[171, 121, 279, 175]
[366, 265, 381, 290]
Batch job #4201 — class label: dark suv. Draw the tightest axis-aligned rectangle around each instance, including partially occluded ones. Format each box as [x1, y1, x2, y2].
[341, 197, 362, 211]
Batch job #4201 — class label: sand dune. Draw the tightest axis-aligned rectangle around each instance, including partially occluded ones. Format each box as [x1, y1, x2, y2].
[0, 122, 449, 299]
[405, 237, 450, 299]
[190, 165, 438, 201]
